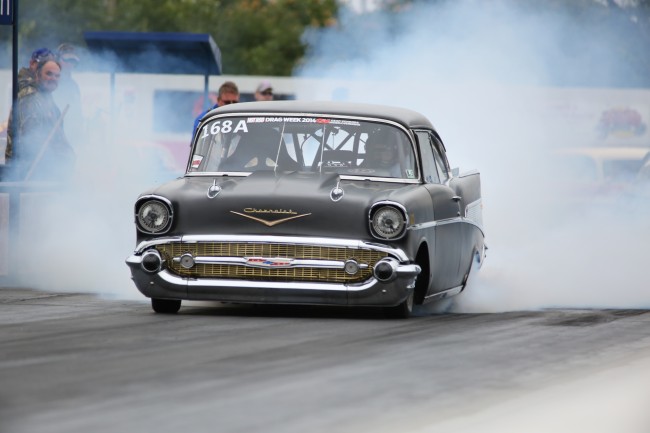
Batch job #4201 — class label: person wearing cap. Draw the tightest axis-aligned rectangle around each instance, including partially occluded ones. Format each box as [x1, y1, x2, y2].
[54, 43, 84, 148]
[2, 48, 56, 178]
[5, 57, 75, 180]
[17, 48, 55, 98]
[254, 80, 274, 101]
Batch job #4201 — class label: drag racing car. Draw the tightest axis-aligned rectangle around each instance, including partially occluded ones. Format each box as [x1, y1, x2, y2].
[126, 101, 486, 318]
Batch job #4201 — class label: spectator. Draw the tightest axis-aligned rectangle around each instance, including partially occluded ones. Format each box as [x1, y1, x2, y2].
[4, 48, 56, 173]
[17, 48, 55, 98]
[54, 43, 84, 149]
[5, 58, 75, 180]
[254, 80, 274, 101]
[191, 81, 239, 138]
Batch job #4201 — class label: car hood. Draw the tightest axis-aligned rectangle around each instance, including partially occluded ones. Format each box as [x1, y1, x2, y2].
[142, 171, 426, 240]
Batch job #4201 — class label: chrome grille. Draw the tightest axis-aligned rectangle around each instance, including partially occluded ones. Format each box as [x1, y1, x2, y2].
[156, 242, 386, 283]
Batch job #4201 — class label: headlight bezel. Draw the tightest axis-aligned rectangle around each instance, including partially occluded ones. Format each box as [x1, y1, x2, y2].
[369, 201, 408, 241]
[135, 195, 174, 234]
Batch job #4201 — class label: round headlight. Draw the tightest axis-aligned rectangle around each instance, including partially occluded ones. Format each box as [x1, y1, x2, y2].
[137, 200, 171, 233]
[371, 205, 406, 240]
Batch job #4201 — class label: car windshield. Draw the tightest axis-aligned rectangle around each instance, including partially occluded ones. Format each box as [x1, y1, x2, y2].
[189, 115, 418, 179]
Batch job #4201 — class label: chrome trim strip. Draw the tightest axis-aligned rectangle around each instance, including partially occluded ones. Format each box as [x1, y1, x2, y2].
[171, 255, 369, 271]
[423, 285, 463, 302]
[133, 235, 410, 262]
[190, 172, 249, 177]
[432, 218, 458, 227]
[133, 268, 416, 294]
[173, 256, 244, 266]
[407, 216, 485, 236]
[186, 274, 376, 292]
[136, 194, 174, 207]
[339, 175, 419, 184]
[185, 172, 420, 184]
[149, 267, 376, 292]
[408, 216, 462, 230]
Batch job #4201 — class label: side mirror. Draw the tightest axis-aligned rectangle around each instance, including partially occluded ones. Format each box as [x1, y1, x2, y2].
[451, 167, 459, 177]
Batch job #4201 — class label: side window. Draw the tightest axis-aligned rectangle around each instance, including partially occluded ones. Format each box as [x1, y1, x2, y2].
[416, 131, 440, 183]
[431, 136, 450, 182]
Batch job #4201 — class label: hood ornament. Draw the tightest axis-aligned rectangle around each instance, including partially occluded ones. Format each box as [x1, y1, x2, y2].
[207, 180, 222, 199]
[330, 181, 344, 202]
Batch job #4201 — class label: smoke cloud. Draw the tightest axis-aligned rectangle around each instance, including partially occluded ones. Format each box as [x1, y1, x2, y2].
[2, 48, 188, 301]
[3, 0, 649, 312]
[298, 0, 650, 312]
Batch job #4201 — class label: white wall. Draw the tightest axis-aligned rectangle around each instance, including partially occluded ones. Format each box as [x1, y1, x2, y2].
[1, 69, 649, 169]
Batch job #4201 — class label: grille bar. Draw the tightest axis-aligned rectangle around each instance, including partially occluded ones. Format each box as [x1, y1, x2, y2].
[174, 256, 368, 270]
[157, 242, 387, 283]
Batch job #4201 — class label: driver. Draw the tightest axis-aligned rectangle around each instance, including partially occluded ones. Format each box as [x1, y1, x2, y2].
[361, 132, 402, 177]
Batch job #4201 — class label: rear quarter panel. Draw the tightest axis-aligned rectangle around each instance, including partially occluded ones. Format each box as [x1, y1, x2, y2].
[449, 171, 485, 278]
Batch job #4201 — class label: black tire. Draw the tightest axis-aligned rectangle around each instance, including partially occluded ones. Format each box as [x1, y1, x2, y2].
[384, 290, 414, 319]
[151, 298, 181, 314]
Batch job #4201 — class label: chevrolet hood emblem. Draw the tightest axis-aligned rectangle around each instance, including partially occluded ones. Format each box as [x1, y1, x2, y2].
[230, 211, 312, 227]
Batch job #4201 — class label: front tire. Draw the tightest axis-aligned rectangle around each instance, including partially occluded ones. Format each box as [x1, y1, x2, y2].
[384, 290, 414, 319]
[151, 298, 181, 314]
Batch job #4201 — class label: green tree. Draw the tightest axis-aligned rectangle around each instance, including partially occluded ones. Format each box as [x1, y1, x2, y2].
[1, 0, 338, 76]
[208, 0, 338, 75]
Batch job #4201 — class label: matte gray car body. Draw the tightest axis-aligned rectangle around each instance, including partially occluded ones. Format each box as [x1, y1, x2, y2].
[126, 101, 486, 317]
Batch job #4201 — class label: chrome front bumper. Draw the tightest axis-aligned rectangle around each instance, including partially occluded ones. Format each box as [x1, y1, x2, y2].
[125, 235, 421, 307]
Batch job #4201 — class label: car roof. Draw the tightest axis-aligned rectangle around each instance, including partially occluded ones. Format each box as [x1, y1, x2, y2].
[207, 100, 436, 131]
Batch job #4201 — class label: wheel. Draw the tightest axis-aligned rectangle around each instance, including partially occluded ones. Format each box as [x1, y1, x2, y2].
[384, 290, 414, 319]
[151, 298, 181, 314]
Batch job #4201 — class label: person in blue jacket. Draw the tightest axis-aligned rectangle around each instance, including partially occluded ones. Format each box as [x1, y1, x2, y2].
[191, 81, 239, 138]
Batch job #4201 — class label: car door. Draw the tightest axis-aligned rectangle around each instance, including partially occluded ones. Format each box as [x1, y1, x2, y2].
[415, 131, 462, 294]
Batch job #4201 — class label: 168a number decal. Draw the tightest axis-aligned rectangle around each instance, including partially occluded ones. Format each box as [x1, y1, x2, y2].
[201, 119, 249, 137]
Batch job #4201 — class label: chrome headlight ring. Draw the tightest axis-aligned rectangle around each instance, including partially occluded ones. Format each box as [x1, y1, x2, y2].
[369, 201, 407, 240]
[135, 195, 173, 234]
